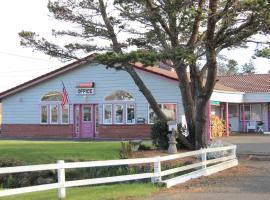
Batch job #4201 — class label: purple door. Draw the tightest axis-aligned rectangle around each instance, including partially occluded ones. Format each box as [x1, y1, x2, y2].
[81, 105, 94, 138]
[74, 104, 95, 138]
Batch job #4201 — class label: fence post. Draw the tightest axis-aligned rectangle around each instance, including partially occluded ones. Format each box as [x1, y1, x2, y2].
[152, 156, 161, 183]
[201, 149, 207, 169]
[232, 145, 237, 158]
[57, 160, 66, 199]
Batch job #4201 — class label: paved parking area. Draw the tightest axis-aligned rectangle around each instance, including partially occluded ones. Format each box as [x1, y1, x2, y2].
[222, 134, 270, 155]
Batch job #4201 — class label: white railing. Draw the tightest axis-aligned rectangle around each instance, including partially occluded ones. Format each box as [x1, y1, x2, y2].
[0, 145, 237, 199]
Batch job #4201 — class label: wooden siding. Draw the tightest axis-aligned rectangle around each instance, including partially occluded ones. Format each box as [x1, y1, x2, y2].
[2, 64, 183, 125]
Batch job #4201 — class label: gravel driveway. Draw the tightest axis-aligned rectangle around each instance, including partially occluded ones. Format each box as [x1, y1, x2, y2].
[142, 135, 270, 200]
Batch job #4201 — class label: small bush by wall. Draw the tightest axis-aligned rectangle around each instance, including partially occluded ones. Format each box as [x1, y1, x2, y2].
[151, 121, 169, 150]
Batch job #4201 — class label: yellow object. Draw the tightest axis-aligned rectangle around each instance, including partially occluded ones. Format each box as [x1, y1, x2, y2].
[211, 115, 226, 138]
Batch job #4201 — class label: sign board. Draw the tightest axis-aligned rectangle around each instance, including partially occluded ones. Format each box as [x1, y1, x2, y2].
[77, 88, 94, 95]
[211, 100, 220, 106]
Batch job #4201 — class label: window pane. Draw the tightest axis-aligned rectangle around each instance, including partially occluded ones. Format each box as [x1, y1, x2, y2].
[163, 104, 176, 121]
[83, 106, 92, 122]
[115, 104, 124, 123]
[105, 90, 134, 101]
[41, 106, 48, 123]
[149, 104, 162, 123]
[240, 105, 250, 121]
[127, 104, 135, 124]
[42, 91, 62, 101]
[229, 104, 238, 118]
[51, 105, 58, 123]
[251, 104, 262, 121]
[62, 105, 69, 124]
[104, 104, 112, 124]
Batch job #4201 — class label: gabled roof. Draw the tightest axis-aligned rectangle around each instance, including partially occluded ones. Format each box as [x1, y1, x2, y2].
[0, 54, 266, 100]
[217, 74, 270, 93]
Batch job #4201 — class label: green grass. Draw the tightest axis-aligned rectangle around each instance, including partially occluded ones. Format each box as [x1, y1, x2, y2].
[0, 140, 122, 164]
[0, 183, 158, 200]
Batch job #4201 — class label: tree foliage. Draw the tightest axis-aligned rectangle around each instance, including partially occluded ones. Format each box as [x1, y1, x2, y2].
[218, 59, 239, 76]
[241, 60, 256, 74]
[19, 0, 270, 149]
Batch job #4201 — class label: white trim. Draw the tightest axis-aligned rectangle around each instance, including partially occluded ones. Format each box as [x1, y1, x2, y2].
[126, 104, 136, 124]
[103, 104, 113, 124]
[40, 105, 49, 124]
[114, 104, 124, 124]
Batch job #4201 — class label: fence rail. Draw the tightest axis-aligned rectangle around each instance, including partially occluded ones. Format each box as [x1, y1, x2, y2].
[0, 145, 238, 199]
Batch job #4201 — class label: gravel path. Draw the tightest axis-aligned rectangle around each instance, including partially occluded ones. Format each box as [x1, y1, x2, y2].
[142, 157, 270, 200]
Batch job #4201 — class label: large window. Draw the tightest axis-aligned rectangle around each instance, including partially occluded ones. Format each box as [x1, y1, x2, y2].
[41, 91, 69, 125]
[103, 90, 135, 124]
[240, 104, 262, 121]
[149, 103, 177, 123]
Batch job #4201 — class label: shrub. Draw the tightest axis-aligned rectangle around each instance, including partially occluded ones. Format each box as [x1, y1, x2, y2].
[151, 121, 169, 150]
[119, 141, 133, 159]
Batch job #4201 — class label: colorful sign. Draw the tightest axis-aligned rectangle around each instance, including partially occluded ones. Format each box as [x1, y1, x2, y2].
[211, 101, 220, 105]
[76, 82, 95, 95]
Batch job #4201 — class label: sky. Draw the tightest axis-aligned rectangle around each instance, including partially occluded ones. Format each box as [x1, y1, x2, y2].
[0, 0, 269, 93]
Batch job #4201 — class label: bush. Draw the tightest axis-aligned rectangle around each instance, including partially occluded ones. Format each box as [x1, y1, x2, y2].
[119, 141, 133, 159]
[151, 121, 169, 150]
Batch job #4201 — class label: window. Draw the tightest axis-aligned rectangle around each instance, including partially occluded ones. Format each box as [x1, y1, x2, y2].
[240, 104, 262, 121]
[126, 104, 135, 124]
[40, 105, 48, 124]
[41, 91, 69, 124]
[103, 90, 136, 124]
[103, 104, 112, 124]
[83, 106, 92, 122]
[50, 105, 58, 124]
[114, 104, 124, 124]
[105, 90, 134, 101]
[41, 91, 62, 101]
[149, 103, 177, 123]
[62, 105, 69, 124]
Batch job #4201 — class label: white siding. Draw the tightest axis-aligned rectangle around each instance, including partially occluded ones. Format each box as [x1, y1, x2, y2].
[2, 64, 183, 124]
[210, 91, 244, 103]
[244, 93, 270, 103]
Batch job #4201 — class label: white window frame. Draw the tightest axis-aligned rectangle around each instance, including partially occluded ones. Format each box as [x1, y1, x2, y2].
[114, 104, 124, 124]
[61, 104, 70, 124]
[103, 104, 113, 124]
[50, 104, 59, 124]
[148, 103, 177, 124]
[40, 105, 49, 124]
[126, 104, 136, 124]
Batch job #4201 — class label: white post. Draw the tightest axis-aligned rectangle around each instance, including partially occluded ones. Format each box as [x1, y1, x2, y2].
[152, 156, 161, 183]
[57, 160, 66, 199]
[232, 145, 237, 159]
[201, 149, 207, 169]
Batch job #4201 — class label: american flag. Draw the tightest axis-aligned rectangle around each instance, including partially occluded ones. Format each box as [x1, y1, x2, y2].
[61, 81, 69, 108]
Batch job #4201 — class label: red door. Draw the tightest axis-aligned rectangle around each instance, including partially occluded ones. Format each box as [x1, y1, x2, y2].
[74, 104, 95, 138]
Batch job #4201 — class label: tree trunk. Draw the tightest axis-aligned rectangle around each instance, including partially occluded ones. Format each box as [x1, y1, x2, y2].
[125, 65, 167, 122]
[175, 66, 196, 146]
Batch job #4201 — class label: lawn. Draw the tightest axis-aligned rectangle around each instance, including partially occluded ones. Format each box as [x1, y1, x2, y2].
[0, 140, 160, 200]
[0, 140, 122, 164]
[0, 183, 158, 200]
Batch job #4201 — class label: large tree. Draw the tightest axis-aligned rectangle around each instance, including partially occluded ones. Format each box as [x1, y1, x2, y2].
[19, 0, 270, 149]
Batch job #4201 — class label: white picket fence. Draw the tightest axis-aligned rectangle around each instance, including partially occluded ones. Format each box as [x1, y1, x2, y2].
[0, 145, 238, 199]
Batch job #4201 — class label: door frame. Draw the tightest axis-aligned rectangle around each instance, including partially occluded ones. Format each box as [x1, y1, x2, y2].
[73, 104, 97, 138]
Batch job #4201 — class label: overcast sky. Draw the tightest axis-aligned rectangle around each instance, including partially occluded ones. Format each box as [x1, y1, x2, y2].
[0, 0, 269, 93]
